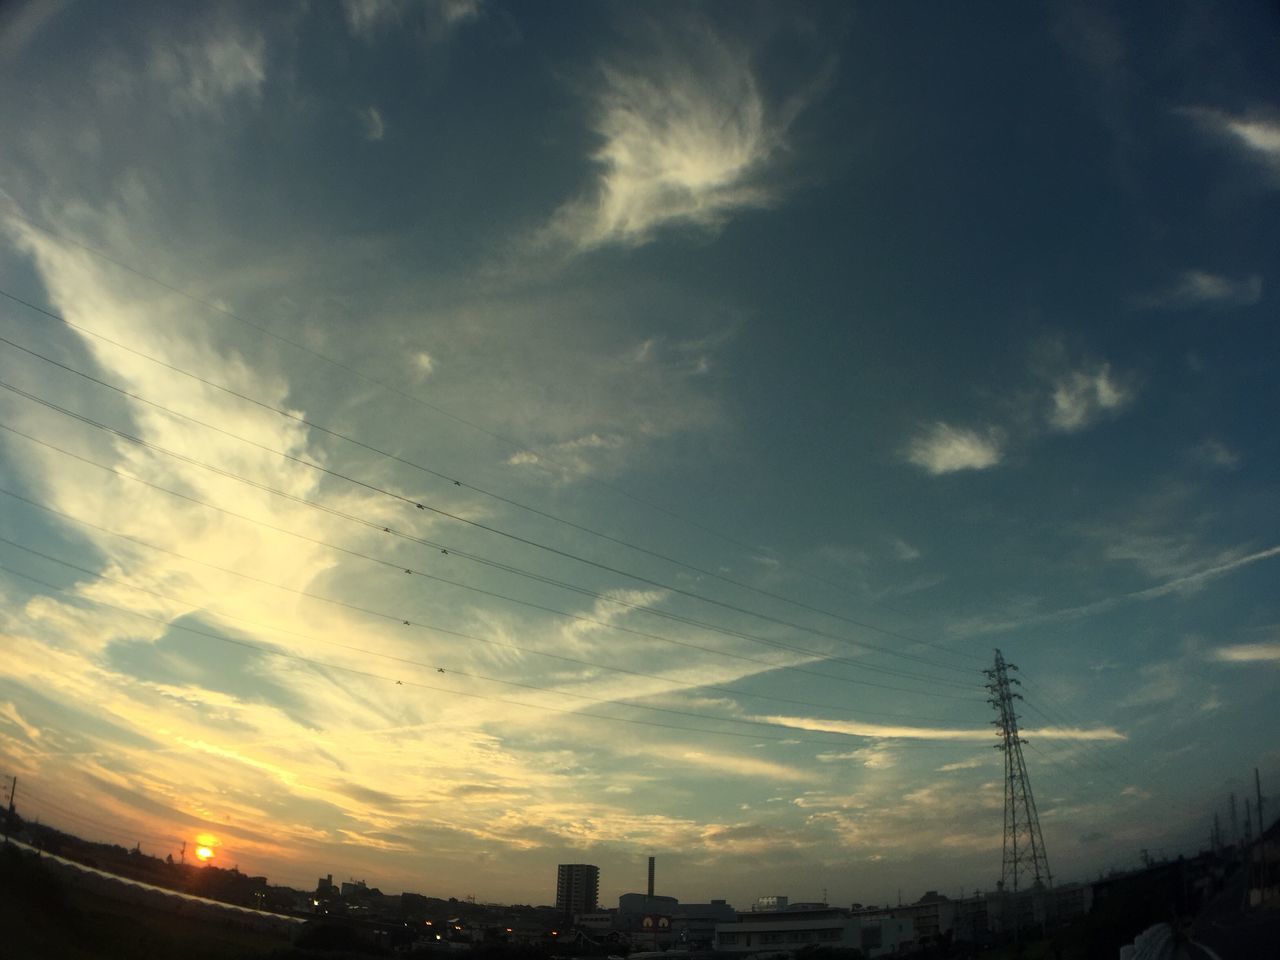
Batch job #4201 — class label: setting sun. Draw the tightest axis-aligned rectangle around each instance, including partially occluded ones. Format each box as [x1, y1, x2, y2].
[195, 846, 214, 862]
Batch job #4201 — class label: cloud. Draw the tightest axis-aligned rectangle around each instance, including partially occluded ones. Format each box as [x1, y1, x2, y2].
[959, 542, 1280, 639]
[1193, 438, 1240, 470]
[905, 423, 1003, 475]
[1182, 107, 1280, 181]
[816, 745, 896, 769]
[361, 105, 386, 141]
[542, 18, 810, 252]
[937, 757, 987, 772]
[0, 0, 71, 66]
[411, 350, 435, 377]
[1047, 363, 1133, 432]
[343, 0, 480, 41]
[147, 24, 267, 115]
[888, 537, 921, 562]
[1211, 642, 1280, 664]
[505, 432, 629, 479]
[1136, 270, 1263, 310]
[0, 700, 43, 742]
[752, 714, 1124, 742]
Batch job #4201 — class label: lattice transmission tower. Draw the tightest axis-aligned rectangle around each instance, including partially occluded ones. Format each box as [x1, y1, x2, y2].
[985, 649, 1052, 892]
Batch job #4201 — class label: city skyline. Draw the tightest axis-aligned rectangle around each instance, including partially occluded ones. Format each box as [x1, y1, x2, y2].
[1, 0, 1278, 908]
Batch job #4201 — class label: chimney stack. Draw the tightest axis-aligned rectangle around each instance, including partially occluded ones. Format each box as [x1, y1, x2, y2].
[647, 856, 655, 897]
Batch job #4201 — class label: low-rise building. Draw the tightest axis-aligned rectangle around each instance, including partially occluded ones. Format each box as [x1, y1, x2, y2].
[714, 906, 911, 959]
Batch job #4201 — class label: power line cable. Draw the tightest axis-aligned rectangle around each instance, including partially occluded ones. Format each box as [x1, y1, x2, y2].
[18, 790, 181, 848]
[0, 428, 982, 703]
[0, 488, 980, 725]
[0, 315, 980, 668]
[0, 334, 976, 682]
[0, 535, 983, 737]
[2, 218, 978, 652]
[0, 556, 977, 748]
[0, 393, 981, 694]
[1018, 678, 1139, 778]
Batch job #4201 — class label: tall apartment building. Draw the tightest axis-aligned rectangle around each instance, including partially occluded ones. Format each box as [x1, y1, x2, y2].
[556, 863, 600, 917]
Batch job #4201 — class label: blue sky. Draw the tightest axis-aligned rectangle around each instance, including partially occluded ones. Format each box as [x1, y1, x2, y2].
[0, 0, 1277, 908]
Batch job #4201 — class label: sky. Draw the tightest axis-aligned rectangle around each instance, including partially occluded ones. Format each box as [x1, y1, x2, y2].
[0, 0, 1277, 910]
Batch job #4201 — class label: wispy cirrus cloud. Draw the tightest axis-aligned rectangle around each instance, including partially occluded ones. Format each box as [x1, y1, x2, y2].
[541, 17, 817, 252]
[753, 714, 1125, 742]
[1181, 106, 1280, 181]
[1135, 270, 1263, 310]
[147, 22, 267, 116]
[360, 105, 386, 141]
[343, 0, 480, 41]
[1211, 642, 1280, 664]
[905, 423, 1003, 475]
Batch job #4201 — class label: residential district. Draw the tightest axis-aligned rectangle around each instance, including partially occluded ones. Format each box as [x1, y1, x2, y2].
[3, 812, 1279, 959]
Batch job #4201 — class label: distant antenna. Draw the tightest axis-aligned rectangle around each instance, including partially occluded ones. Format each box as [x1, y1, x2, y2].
[985, 649, 1052, 893]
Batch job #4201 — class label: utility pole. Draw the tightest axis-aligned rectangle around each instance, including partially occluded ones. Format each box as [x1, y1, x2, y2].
[1244, 800, 1253, 846]
[1258, 768, 1267, 835]
[1259, 768, 1269, 904]
[180, 841, 186, 866]
[1230, 793, 1240, 849]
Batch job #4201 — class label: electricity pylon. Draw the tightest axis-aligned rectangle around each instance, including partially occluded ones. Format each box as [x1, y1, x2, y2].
[985, 649, 1052, 893]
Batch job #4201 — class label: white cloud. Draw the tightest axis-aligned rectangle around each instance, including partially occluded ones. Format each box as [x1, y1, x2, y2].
[1211, 642, 1280, 664]
[343, 0, 480, 42]
[1183, 107, 1280, 180]
[906, 423, 1003, 475]
[542, 20, 804, 252]
[937, 757, 987, 772]
[411, 350, 435, 376]
[148, 26, 266, 115]
[505, 432, 628, 479]
[1047, 363, 1133, 432]
[961, 543, 1280, 638]
[889, 537, 921, 562]
[361, 105, 386, 142]
[1193, 438, 1240, 470]
[816, 745, 896, 769]
[753, 714, 1124, 742]
[1137, 270, 1263, 310]
[0, 700, 42, 741]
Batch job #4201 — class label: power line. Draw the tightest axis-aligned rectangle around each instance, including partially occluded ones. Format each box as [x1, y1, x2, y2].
[0, 337, 976, 683]
[1, 221, 984, 651]
[0, 396, 982, 695]
[0, 428, 982, 704]
[18, 788, 181, 848]
[0, 535, 983, 737]
[0, 554, 986, 748]
[0, 490, 978, 725]
[0, 315, 981, 668]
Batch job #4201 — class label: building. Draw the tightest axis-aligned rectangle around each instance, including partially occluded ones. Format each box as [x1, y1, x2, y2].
[672, 900, 736, 948]
[556, 864, 600, 918]
[714, 906, 911, 959]
[856, 890, 994, 947]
